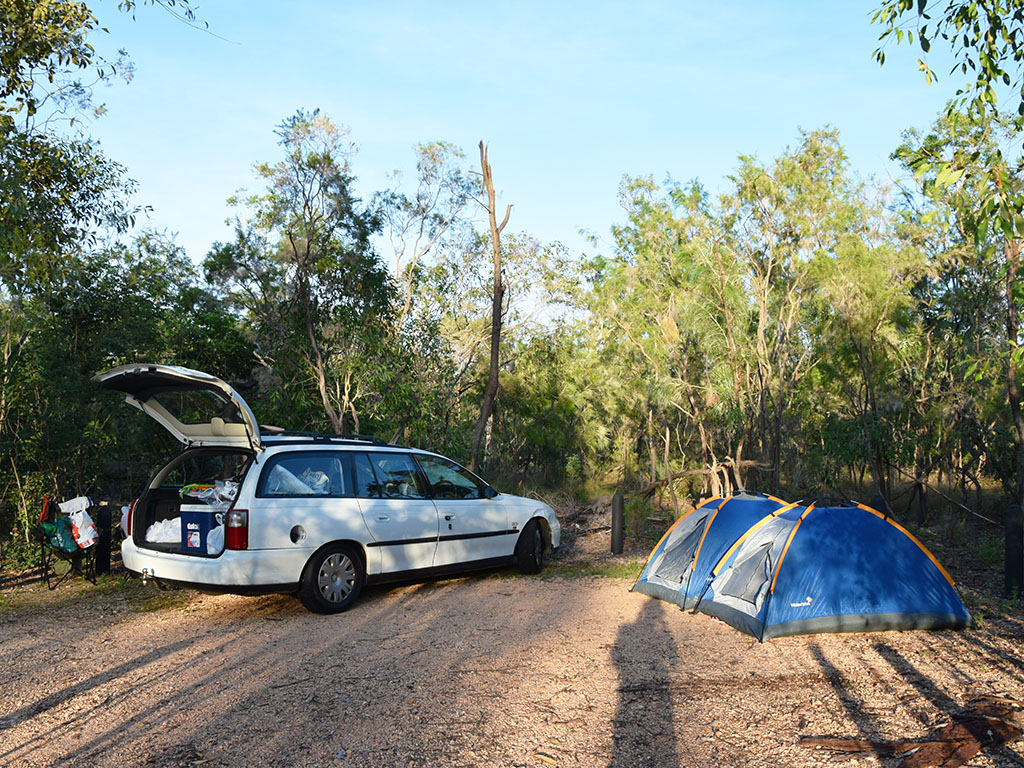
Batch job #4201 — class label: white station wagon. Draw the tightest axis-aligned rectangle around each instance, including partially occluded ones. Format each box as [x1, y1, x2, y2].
[93, 364, 561, 613]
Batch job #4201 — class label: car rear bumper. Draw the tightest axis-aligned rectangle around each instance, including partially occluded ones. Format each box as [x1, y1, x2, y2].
[123, 539, 310, 587]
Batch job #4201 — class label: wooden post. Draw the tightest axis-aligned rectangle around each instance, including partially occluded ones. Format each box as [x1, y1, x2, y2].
[1006, 504, 1023, 599]
[95, 505, 112, 576]
[611, 492, 624, 555]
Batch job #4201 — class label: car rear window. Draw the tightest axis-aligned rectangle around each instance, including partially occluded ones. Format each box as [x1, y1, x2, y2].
[257, 452, 352, 498]
[158, 449, 251, 489]
[151, 389, 245, 429]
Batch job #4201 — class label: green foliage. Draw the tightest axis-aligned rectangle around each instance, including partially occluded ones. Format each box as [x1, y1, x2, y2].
[0, 0, 98, 125]
[571, 129, 920, 501]
[891, 108, 1024, 504]
[0, 234, 252, 539]
[977, 533, 1004, 570]
[874, 2, 1024, 242]
[0, 128, 138, 291]
[5, 3, 1024, 567]
[625, 496, 655, 540]
[1, 528, 39, 569]
[543, 557, 644, 580]
[874, 0, 1024, 121]
[0, 0, 197, 129]
[565, 455, 582, 481]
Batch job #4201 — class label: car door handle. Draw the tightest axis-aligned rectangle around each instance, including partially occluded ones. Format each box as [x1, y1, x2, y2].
[377, 515, 390, 521]
[444, 514, 454, 520]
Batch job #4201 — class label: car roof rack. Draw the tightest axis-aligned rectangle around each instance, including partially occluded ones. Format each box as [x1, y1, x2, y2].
[259, 428, 392, 446]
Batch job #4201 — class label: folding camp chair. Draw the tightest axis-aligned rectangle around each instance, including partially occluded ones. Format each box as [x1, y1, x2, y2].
[37, 497, 96, 590]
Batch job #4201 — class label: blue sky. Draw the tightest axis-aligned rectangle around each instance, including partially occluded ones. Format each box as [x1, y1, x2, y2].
[83, 1, 956, 262]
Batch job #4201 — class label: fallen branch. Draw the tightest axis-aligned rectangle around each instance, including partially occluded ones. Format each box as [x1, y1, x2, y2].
[801, 697, 1024, 768]
[798, 736, 922, 757]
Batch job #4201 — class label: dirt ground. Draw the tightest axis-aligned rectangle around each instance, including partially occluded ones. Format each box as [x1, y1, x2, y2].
[2, 526, 1024, 768]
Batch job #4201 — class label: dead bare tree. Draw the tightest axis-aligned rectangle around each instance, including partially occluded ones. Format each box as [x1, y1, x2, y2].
[469, 142, 511, 471]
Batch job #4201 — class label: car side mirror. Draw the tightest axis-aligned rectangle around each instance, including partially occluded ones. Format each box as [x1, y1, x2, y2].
[484, 486, 498, 499]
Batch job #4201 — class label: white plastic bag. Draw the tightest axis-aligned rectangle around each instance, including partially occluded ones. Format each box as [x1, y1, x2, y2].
[197, 480, 240, 511]
[59, 497, 98, 549]
[58, 496, 91, 515]
[207, 522, 225, 555]
[69, 509, 99, 548]
[145, 517, 181, 544]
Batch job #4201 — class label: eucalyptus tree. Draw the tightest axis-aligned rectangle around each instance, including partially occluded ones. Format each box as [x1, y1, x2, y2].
[372, 142, 482, 449]
[805, 222, 925, 500]
[723, 129, 873, 488]
[205, 110, 395, 435]
[469, 142, 512, 471]
[0, 0, 197, 291]
[579, 129, 920, 502]
[874, 0, 1024, 236]
[896, 109, 1024, 508]
[380, 141, 476, 332]
[583, 175, 751, 499]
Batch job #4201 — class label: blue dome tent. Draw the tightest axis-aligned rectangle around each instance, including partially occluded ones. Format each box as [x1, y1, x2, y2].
[692, 501, 972, 641]
[632, 491, 791, 609]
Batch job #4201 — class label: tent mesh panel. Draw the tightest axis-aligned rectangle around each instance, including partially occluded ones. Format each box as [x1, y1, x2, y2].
[718, 542, 772, 605]
[653, 515, 707, 583]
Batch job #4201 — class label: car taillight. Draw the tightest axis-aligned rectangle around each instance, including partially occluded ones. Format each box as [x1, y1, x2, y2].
[127, 499, 137, 536]
[225, 509, 248, 550]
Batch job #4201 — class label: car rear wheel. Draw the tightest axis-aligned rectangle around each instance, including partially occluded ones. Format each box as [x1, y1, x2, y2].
[515, 519, 546, 574]
[298, 543, 364, 614]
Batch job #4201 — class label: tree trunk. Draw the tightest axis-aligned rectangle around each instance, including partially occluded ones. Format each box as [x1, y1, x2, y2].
[647, 409, 660, 507]
[708, 453, 722, 497]
[663, 425, 679, 515]
[733, 437, 746, 490]
[1006, 238, 1024, 508]
[290, 233, 344, 434]
[303, 284, 343, 434]
[470, 142, 511, 471]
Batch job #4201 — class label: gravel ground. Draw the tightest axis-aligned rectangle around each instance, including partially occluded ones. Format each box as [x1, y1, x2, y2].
[2, 531, 1024, 768]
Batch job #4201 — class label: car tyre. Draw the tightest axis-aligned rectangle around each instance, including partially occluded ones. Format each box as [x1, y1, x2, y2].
[299, 542, 364, 614]
[515, 519, 546, 574]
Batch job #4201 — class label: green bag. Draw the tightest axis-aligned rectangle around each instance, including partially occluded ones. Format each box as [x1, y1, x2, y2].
[39, 497, 79, 553]
[41, 516, 78, 553]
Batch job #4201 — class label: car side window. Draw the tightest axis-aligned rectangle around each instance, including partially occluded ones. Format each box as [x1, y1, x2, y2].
[415, 455, 483, 500]
[258, 452, 350, 498]
[366, 452, 426, 499]
[352, 452, 381, 498]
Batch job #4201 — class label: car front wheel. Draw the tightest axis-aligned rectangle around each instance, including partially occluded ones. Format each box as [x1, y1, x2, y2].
[298, 542, 365, 614]
[515, 519, 546, 574]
